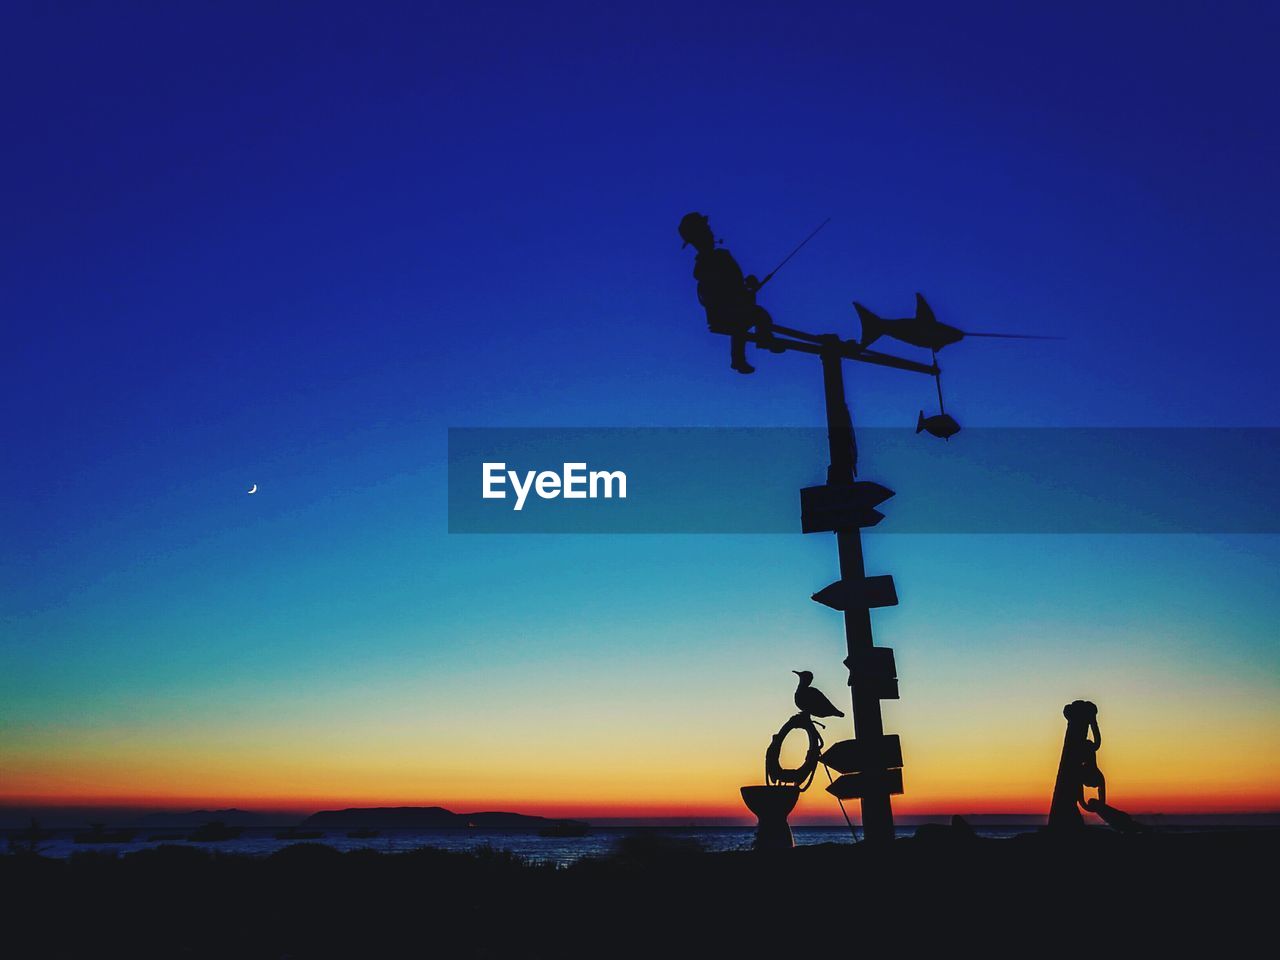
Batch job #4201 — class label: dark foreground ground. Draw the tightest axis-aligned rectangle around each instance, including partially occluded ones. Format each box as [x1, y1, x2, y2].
[3, 827, 1274, 958]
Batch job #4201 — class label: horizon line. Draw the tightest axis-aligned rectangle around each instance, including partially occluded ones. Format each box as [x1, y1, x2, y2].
[3, 799, 1278, 821]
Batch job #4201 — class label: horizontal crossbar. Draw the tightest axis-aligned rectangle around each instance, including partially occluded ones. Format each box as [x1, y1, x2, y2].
[736, 330, 939, 376]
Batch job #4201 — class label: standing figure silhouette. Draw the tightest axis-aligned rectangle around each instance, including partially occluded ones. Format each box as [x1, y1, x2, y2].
[1048, 699, 1105, 829]
[679, 212, 780, 374]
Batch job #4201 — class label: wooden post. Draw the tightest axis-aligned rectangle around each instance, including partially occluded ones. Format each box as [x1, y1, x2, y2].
[821, 342, 896, 844]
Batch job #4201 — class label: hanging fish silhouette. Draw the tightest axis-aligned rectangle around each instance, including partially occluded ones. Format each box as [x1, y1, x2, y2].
[917, 410, 961, 440]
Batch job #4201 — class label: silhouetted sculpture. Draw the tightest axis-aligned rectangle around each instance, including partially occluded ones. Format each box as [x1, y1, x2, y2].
[741, 672, 839, 849]
[679, 212, 781, 374]
[1049, 700, 1104, 830]
[792, 669, 844, 718]
[677, 212, 1057, 843]
[1047, 700, 1144, 833]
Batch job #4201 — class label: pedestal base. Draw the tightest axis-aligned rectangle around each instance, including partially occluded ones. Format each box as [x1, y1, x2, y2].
[740, 785, 800, 850]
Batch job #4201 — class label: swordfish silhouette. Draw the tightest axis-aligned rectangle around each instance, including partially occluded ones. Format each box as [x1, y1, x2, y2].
[792, 670, 845, 718]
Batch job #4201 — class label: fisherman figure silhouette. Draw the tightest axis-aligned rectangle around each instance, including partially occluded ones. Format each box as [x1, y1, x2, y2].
[679, 212, 782, 374]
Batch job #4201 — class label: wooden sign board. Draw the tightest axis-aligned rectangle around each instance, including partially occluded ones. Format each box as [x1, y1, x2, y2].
[802, 503, 883, 534]
[826, 768, 905, 800]
[820, 735, 903, 775]
[799, 483, 894, 534]
[844, 646, 899, 700]
[846, 646, 897, 679]
[811, 575, 898, 612]
[865, 575, 898, 608]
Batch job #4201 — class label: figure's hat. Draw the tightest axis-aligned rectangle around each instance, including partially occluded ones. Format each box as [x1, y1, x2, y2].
[679, 211, 710, 247]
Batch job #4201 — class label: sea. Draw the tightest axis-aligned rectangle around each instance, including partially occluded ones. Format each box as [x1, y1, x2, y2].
[3, 824, 1060, 865]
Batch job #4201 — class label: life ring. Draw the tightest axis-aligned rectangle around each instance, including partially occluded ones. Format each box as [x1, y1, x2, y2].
[765, 713, 823, 790]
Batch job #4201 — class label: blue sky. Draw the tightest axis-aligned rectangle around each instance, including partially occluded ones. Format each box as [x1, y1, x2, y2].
[2, 2, 1277, 814]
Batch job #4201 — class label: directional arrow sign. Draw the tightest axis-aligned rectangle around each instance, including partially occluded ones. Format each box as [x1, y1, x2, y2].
[820, 735, 903, 774]
[800, 484, 893, 534]
[811, 575, 898, 611]
[852, 481, 895, 510]
[826, 768, 904, 800]
[800, 508, 883, 534]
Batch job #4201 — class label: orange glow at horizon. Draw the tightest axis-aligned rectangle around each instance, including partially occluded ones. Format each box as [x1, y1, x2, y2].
[5, 606, 1278, 821]
[4, 729, 1278, 819]
[5, 740, 1277, 818]
[3, 790, 1277, 820]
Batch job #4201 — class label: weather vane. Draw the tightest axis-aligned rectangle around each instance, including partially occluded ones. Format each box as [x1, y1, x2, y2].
[680, 212, 1056, 847]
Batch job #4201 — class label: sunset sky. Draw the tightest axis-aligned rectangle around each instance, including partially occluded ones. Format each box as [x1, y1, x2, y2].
[3, 2, 1278, 822]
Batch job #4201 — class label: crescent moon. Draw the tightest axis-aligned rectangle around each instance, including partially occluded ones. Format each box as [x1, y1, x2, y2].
[247, 484, 258, 494]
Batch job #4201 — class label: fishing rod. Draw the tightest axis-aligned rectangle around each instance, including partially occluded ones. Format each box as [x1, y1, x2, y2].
[753, 217, 831, 290]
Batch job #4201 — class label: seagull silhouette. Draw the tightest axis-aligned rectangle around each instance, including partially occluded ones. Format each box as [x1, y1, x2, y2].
[792, 670, 844, 718]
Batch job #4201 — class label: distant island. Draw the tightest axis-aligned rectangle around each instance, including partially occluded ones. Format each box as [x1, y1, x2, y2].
[136, 808, 283, 827]
[301, 806, 584, 830]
